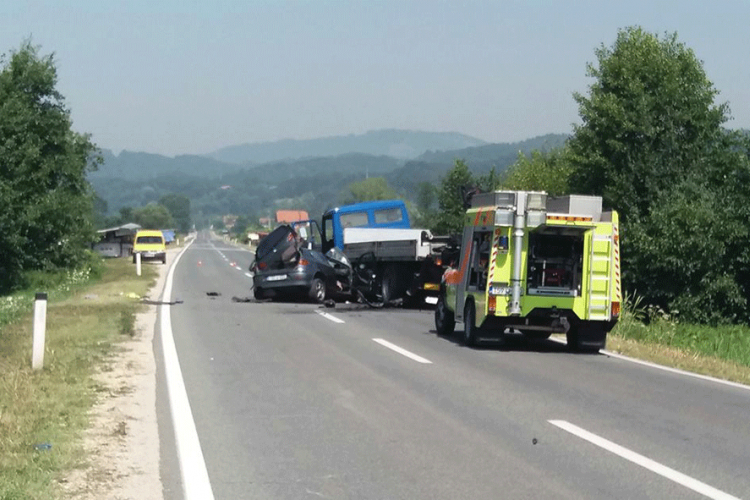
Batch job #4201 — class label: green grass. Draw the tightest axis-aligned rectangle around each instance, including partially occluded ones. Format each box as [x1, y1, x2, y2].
[0, 258, 157, 500]
[612, 295, 750, 369]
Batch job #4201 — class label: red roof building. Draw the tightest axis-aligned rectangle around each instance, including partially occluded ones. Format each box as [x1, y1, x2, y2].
[275, 210, 309, 224]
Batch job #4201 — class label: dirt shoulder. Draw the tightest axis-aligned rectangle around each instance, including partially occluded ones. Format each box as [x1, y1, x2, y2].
[62, 252, 173, 500]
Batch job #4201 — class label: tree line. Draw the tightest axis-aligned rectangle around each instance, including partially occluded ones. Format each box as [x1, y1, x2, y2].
[384, 27, 750, 326]
[0, 42, 192, 293]
[4, 27, 750, 326]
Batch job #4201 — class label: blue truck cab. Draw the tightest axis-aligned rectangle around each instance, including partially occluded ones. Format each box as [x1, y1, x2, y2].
[321, 199, 410, 253]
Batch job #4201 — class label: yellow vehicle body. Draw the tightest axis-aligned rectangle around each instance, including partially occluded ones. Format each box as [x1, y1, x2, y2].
[132, 230, 167, 264]
[437, 191, 621, 352]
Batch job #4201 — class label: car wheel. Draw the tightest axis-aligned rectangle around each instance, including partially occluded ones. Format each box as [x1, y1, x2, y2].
[253, 286, 265, 300]
[462, 300, 478, 346]
[309, 278, 326, 303]
[434, 294, 455, 336]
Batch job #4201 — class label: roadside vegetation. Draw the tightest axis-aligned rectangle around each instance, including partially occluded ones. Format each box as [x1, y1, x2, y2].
[0, 258, 157, 500]
[607, 297, 750, 385]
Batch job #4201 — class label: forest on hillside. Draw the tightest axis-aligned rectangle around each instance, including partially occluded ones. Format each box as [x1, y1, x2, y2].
[90, 133, 568, 226]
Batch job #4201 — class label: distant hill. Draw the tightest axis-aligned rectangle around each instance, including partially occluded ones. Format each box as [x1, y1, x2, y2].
[206, 129, 487, 164]
[90, 131, 570, 220]
[416, 133, 569, 165]
[91, 149, 246, 180]
[385, 134, 570, 192]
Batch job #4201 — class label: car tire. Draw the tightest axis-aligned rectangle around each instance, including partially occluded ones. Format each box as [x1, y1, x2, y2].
[253, 286, 265, 300]
[309, 278, 326, 303]
[462, 300, 478, 347]
[434, 294, 455, 336]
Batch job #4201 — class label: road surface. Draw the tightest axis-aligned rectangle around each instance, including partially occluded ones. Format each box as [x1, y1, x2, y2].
[155, 232, 750, 499]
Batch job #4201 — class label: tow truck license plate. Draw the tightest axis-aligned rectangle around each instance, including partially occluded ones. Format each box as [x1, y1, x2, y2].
[266, 274, 287, 282]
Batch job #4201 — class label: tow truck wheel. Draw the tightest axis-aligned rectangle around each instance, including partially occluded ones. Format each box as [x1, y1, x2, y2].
[434, 295, 455, 336]
[462, 300, 478, 347]
[381, 265, 406, 304]
[566, 322, 605, 353]
[309, 277, 326, 303]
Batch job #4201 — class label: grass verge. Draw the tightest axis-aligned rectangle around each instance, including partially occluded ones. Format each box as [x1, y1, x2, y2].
[605, 298, 750, 386]
[0, 258, 157, 500]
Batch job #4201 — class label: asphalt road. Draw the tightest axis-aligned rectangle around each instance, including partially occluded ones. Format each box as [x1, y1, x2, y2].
[156, 232, 750, 500]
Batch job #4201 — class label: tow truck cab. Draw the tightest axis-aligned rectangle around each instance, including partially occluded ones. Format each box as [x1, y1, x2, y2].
[321, 200, 410, 253]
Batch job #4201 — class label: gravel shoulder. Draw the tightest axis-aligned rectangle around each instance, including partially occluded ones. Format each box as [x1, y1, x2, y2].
[62, 252, 172, 500]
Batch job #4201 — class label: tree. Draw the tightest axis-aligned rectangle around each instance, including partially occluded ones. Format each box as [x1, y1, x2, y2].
[118, 206, 134, 224]
[232, 215, 250, 239]
[341, 177, 397, 204]
[567, 26, 750, 323]
[433, 159, 473, 235]
[160, 193, 191, 233]
[133, 204, 173, 229]
[502, 148, 572, 196]
[0, 41, 100, 292]
[568, 27, 729, 223]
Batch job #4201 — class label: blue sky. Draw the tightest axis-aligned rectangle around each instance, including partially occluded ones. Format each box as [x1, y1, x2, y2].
[2, 1, 748, 156]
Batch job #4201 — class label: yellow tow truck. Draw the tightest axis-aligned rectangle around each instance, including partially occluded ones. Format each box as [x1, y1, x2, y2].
[435, 190, 621, 352]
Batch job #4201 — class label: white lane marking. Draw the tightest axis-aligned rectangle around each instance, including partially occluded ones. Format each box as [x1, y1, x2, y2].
[550, 337, 750, 392]
[234, 266, 242, 271]
[244, 272, 253, 278]
[315, 310, 345, 324]
[372, 338, 432, 364]
[160, 241, 215, 500]
[548, 420, 740, 500]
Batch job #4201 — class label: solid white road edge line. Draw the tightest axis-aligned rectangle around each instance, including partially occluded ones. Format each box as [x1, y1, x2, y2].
[549, 337, 750, 392]
[372, 338, 432, 364]
[548, 420, 740, 500]
[160, 240, 215, 500]
[315, 310, 345, 324]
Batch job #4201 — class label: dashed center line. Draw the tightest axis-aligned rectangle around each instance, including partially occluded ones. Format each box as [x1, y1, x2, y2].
[372, 338, 432, 364]
[315, 310, 345, 324]
[548, 420, 740, 500]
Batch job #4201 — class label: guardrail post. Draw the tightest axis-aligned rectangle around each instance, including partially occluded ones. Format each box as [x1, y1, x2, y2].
[32, 292, 47, 370]
[136, 252, 142, 276]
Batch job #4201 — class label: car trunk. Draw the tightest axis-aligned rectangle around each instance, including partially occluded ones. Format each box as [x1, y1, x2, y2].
[254, 225, 301, 271]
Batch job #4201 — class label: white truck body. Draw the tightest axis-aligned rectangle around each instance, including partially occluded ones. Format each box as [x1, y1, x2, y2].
[342, 227, 438, 261]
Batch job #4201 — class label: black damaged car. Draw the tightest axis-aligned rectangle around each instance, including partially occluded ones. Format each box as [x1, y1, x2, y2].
[250, 223, 342, 303]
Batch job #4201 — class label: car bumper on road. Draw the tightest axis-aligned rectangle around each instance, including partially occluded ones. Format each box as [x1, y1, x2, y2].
[134, 251, 166, 261]
[253, 269, 314, 292]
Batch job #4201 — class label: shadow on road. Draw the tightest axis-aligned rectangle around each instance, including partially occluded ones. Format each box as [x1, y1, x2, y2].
[426, 328, 599, 355]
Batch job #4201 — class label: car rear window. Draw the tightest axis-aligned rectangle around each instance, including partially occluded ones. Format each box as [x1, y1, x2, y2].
[136, 236, 163, 244]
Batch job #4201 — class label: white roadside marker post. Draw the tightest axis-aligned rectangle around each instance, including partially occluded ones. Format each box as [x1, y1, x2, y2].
[32, 292, 47, 370]
[136, 252, 142, 276]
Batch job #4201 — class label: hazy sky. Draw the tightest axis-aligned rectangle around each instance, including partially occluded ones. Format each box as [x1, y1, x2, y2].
[3, 1, 749, 157]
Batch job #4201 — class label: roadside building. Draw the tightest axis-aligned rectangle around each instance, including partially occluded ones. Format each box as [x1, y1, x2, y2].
[94, 223, 141, 257]
[275, 210, 309, 224]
